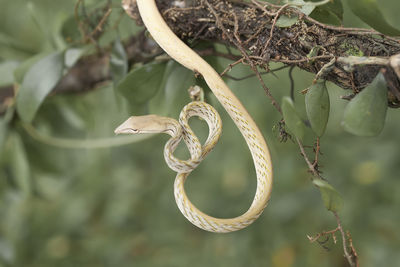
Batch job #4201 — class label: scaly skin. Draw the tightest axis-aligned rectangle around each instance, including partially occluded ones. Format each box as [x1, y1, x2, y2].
[119, 0, 274, 233]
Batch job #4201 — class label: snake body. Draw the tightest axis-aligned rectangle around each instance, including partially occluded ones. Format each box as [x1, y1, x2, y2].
[118, 0, 273, 233]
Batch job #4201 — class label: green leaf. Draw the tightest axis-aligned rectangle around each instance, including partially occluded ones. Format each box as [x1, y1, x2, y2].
[16, 51, 65, 122]
[309, 0, 343, 25]
[305, 80, 330, 136]
[0, 238, 15, 264]
[0, 107, 14, 162]
[9, 134, 31, 196]
[64, 48, 85, 68]
[276, 0, 323, 28]
[116, 62, 168, 105]
[0, 61, 19, 87]
[276, 15, 300, 28]
[320, 0, 343, 19]
[149, 61, 195, 116]
[310, 7, 342, 26]
[0, 119, 8, 160]
[13, 52, 51, 84]
[279, 0, 343, 27]
[342, 72, 388, 137]
[282, 96, 306, 140]
[27, 2, 46, 35]
[313, 179, 344, 212]
[0, 32, 33, 59]
[284, 0, 336, 16]
[2, 191, 28, 243]
[61, 15, 81, 43]
[347, 0, 400, 36]
[110, 37, 128, 86]
[26, 1, 60, 50]
[310, 10, 341, 26]
[285, 0, 315, 15]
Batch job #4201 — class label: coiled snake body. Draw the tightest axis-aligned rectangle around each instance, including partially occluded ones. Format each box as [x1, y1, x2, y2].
[117, 0, 273, 233]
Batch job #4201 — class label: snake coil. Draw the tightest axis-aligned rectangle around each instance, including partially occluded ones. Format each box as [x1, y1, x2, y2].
[118, 0, 274, 233]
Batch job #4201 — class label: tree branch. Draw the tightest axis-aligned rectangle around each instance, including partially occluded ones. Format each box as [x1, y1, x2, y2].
[3, 0, 400, 112]
[124, 0, 400, 106]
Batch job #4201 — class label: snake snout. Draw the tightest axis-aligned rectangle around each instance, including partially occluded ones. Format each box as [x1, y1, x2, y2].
[114, 117, 140, 135]
[114, 127, 139, 135]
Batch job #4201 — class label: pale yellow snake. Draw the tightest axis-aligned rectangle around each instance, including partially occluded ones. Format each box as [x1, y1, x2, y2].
[117, 0, 273, 233]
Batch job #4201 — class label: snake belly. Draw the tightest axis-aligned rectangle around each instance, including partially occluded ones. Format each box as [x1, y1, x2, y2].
[136, 0, 273, 233]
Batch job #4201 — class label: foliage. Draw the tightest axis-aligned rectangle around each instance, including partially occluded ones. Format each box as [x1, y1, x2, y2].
[305, 80, 330, 137]
[342, 72, 388, 137]
[0, 0, 400, 266]
[282, 96, 306, 140]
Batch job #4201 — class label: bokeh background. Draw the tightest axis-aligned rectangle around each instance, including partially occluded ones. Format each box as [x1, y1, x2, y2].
[0, 0, 400, 266]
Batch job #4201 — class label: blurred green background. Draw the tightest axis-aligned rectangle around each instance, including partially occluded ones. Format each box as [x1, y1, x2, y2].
[0, 0, 400, 266]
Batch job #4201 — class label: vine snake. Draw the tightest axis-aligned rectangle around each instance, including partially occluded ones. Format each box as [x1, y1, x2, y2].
[117, 0, 273, 233]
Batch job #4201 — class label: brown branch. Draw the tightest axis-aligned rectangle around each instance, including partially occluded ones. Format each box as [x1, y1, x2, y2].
[307, 227, 339, 244]
[165, 3, 360, 265]
[4, 0, 398, 110]
[347, 231, 360, 267]
[334, 212, 359, 267]
[296, 137, 322, 178]
[204, 0, 282, 113]
[124, 0, 400, 106]
[307, 221, 359, 267]
[262, 3, 290, 55]
[0, 31, 239, 114]
[0, 1, 368, 265]
[296, 135, 359, 266]
[220, 57, 244, 77]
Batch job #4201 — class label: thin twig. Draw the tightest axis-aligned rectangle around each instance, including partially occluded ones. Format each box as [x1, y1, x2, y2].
[313, 137, 321, 168]
[314, 57, 336, 82]
[196, 8, 357, 265]
[204, 0, 282, 113]
[334, 212, 357, 267]
[223, 65, 289, 81]
[74, 0, 86, 40]
[262, 3, 290, 55]
[288, 65, 295, 101]
[89, 8, 112, 38]
[251, 0, 400, 43]
[248, 55, 334, 64]
[220, 57, 244, 77]
[295, 138, 321, 177]
[307, 227, 339, 243]
[347, 231, 360, 267]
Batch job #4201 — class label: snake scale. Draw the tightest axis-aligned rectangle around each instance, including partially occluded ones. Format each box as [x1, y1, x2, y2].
[117, 0, 273, 233]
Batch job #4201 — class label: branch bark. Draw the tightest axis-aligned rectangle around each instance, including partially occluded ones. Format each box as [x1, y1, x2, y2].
[124, 0, 400, 106]
[2, 0, 400, 113]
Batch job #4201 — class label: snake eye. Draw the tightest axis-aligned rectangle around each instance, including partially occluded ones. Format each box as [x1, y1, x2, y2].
[114, 126, 139, 134]
[125, 128, 139, 134]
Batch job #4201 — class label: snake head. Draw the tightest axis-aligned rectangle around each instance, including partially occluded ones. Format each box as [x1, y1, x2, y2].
[114, 117, 139, 134]
[114, 115, 178, 135]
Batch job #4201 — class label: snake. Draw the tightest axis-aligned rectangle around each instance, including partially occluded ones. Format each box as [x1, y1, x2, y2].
[117, 0, 273, 233]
